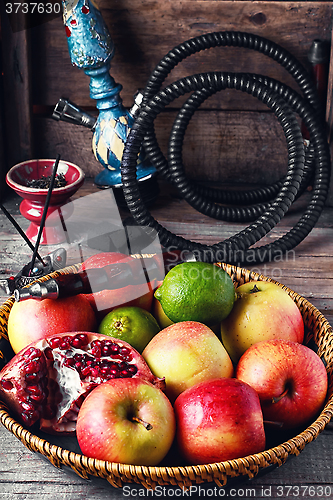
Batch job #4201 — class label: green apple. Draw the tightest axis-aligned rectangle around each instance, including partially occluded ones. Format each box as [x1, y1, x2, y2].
[220, 281, 304, 363]
[76, 378, 176, 466]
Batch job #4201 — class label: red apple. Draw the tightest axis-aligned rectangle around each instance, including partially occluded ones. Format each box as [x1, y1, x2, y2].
[79, 252, 158, 320]
[220, 281, 304, 363]
[174, 378, 266, 464]
[76, 378, 176, 465]
[8, 294, 96, 353]
[236, 339, 328, 429]
[142, 321, 234, 402]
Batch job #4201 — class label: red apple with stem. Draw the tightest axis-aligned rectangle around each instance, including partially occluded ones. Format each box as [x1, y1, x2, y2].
[174, 377, 266, 465]
[220, 281, 304, 363]
[76, 378, 176, 465]
[236, 339, 328, 429]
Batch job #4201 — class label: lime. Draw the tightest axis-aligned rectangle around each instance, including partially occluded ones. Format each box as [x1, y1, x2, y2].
[98, 306, 160, 353]
[154, 262, 235, 326]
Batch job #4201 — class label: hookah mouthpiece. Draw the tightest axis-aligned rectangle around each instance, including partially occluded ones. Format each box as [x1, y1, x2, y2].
[14, 258, 161, 302]
[52, 98, 97, 129]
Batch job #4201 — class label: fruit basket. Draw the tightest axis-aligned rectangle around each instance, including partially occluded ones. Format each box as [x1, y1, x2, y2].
[0, 262, 333, 490]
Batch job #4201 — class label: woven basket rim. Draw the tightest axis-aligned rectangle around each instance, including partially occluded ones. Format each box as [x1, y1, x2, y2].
[0, 261, 333, 489]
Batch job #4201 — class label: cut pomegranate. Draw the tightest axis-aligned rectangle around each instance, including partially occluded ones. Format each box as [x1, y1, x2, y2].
[0, 332, 164, 434]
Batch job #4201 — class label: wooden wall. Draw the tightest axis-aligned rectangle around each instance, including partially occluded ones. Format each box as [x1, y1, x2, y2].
[1, 1, 333, 200]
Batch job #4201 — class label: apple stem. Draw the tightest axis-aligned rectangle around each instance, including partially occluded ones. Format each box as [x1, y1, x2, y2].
[249, 284, 260, 293]
[132, 416, 153, 430]
[272, 387, 289, 404]
[263, 420, 284, 428]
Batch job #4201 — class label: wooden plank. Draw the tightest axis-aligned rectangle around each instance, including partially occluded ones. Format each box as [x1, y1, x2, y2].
[30, 1, 332, 109]
[0, 9, 33, 168]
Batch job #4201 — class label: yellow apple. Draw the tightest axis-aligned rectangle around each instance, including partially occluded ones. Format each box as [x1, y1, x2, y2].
[142, 321, 234, 402]
[220, 281, 304, 363]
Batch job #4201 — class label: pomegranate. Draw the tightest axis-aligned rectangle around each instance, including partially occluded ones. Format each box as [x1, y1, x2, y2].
[0, 332, 164, 434]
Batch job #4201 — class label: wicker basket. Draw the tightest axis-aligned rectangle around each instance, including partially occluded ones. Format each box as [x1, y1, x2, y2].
[0, 262, 333, 490]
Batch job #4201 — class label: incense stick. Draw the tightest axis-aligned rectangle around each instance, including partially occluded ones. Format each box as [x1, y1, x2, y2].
[0, 204, 45, 265]
[29, 154, 61, 274]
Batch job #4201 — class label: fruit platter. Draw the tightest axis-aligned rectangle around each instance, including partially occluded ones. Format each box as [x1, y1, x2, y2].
[0, 255, 333, 491]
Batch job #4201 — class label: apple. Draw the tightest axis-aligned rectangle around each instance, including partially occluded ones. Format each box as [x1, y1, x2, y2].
[220, 281, 304, 363]
[7, 294, 96, 353]
[236, 339, 328, 429]
[142, 321, 234, 402]
[152, 284, 174, 329]
[174, 377, 266, 464]
[76, 378, 176, 465]
[79, 252, 158, 320]
[152, 293, 221, 334]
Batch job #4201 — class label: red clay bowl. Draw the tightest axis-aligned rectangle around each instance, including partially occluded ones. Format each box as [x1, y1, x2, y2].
[6, 159, 85, 205]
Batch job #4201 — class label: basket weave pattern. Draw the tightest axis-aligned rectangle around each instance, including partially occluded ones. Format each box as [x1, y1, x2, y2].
[0, 263, 333, 490]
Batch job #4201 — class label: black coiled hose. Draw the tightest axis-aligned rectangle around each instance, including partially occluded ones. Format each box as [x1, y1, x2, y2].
[121, 31, 331, 264]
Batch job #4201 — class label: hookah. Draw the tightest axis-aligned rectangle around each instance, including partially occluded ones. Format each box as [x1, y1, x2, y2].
[52, 0, 157, 206]
[52, 1, 331, 265]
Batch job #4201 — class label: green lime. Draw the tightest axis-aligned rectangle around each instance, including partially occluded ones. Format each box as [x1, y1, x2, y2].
[154, 262, 235, 326]
[98, 306, 160, 353]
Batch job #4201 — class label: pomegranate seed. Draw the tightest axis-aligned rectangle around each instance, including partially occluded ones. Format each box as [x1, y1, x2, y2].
[119, 346, 130, 356]
[22, 410, 39, 424]
[102, 342, 119, 356]
[120, 370, 131, 377]
[25, 372, 39, 382]
[70, 333, 89, 348]
[1, 379, 13, 390]
[21, 401, 35, 411]
[26, 384, 41, 394]
[30, 392, 46, 403]
[64, 358, 75, 368]
[100, 367, 110, 375]
[24, 347, 42, 358]
[47, 337, 62, 348]
[80, 366, 91, 378]
[91, 345, 101, 358]
[90, 368, 100, 378]
[24, 361, 39, 373]
[127, 365, 138, 375]
[59, 336, 71, 350]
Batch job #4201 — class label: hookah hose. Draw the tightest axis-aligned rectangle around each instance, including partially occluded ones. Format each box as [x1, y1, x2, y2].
[120, 32, 331, 264]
